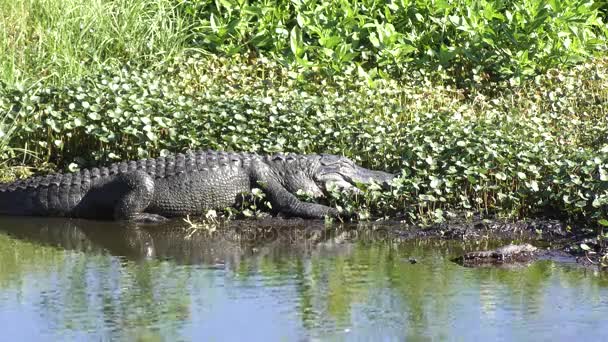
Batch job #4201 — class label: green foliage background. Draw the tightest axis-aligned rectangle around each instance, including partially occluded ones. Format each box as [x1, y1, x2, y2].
[180, 0, 607, 81]
[1, 0, 606, 86]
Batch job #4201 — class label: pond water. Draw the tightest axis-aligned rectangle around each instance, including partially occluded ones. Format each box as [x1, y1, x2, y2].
[0, 216, 607, 341]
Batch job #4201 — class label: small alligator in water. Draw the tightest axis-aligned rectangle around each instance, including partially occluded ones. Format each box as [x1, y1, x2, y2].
[455, 243, 539, 266]
[0, 150, 394, 222]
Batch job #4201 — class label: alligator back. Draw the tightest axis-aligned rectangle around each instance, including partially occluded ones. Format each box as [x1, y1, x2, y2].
[0, 151, 261, 218]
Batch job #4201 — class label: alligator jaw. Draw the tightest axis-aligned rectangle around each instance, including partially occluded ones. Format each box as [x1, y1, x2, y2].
[348, 166, 395, 189]
[314, 155, 396, 193]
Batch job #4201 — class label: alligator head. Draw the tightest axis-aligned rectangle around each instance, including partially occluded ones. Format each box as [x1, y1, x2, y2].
[313, 154, 395, 194]
[271, 154, 395, 199]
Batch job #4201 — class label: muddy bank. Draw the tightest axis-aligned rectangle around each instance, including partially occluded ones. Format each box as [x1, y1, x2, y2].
[224, 216, 604, 267]
[377, 217, 604, 267]
[0, 215, 604, 268]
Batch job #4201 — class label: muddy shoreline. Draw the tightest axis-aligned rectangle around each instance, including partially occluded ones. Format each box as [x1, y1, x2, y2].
[222, 216, 605, 268]
[0, 215, 604, 268]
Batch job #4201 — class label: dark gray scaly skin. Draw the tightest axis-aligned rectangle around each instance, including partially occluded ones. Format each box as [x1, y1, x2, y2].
[0, 150, 395, 222]
[461, 243, 538, 265]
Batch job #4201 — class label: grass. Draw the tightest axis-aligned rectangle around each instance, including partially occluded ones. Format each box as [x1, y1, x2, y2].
[1, 0, 606, 87]
[0, 108, 22, 182]
[0, 0, 192, 86]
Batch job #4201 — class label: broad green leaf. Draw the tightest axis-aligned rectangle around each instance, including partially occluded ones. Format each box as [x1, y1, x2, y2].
[290, 26, 303, 57]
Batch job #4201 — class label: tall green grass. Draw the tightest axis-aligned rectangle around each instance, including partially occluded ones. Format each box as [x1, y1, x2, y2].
[0, 0, 192, 86]
[0, 104, 20, 181]
[1, 0, 606, 87]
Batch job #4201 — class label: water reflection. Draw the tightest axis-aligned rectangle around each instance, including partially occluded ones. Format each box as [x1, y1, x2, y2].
[0, 216, 607, 340]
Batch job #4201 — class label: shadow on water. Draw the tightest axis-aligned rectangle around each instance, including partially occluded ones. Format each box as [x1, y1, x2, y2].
[0, 216, 608, 340]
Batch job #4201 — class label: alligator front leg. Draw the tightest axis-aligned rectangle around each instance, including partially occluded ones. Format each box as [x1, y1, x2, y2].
[107, 171, 168, 223]
[252, 170, 339, 219]
[267, 184, 339, 219]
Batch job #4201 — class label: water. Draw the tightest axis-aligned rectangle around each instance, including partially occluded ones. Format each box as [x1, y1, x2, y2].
[0, 217, 607, 341]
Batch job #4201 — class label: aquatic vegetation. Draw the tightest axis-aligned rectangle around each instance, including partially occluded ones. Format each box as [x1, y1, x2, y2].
[0, 101, 27, 182]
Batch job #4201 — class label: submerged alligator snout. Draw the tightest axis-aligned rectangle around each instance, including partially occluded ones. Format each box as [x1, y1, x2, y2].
[454, 243, 539, 267]
[0, 150, 395, 222]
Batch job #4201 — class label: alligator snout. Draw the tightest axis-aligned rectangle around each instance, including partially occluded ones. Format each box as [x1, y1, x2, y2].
[315, 155, 397, 193]
[352, 167, 396, 189]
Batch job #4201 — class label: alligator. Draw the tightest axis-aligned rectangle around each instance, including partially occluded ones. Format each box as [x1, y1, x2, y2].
[455, 243, 539, 266]
[0, 150, 395, 222]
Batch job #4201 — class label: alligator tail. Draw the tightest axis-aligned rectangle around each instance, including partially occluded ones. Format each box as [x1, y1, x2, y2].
[0, 187, 40, 216]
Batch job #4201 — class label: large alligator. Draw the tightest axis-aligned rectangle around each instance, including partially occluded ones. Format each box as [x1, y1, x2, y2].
[0, 150, 394, 222]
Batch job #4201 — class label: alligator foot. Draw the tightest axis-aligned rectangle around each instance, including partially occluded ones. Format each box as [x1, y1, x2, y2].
[111, 171, 157, 221]
[454, 243, 539, 267]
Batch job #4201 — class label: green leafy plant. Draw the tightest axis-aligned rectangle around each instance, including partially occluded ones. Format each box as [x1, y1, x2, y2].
[177, 0, 607, 82]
